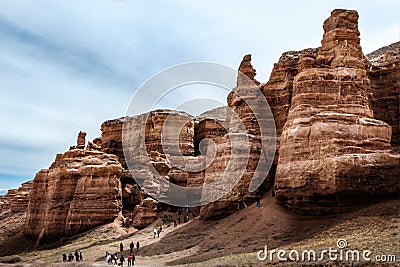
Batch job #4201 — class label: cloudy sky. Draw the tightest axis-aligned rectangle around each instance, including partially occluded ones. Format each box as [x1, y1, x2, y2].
[0, 0, 399, 190]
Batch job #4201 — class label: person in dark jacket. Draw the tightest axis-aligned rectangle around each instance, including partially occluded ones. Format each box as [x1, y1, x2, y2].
[129, 241, 134, 253]
[120, 255, 125, 267]
[120, 242, 124, 253]
[136, 241, 140, 252]
[74, 250, 79, 262]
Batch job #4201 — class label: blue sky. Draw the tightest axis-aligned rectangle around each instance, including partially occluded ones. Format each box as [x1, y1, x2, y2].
[0, 0, 399, 190]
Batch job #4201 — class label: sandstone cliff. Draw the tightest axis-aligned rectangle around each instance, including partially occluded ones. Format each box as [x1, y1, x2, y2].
[274, 9, 400, 214]
[367, 41, 400, 151]
[0, 181, 32, 214]
[24, 148, 122, 241]
[200, 55, 275, 219]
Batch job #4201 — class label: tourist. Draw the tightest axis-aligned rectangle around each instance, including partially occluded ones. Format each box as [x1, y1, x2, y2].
[256, 199, 261, 208]
[62, 253, 67, 262]
[157, 228, 160, 238]
[120, 254, 125, 267]
[132, 254, 136, 265]
[107, 253, 113, 265]
[153, 228, 157, 238]
[127, 254, 132, 266]
[120, 242, 124, 253]
[136, 241, 140, 252]
[114, 253, 119, 265]
[68, 253, 74, 262]
[130, 241, 134, 253]
[74, 250, 80, 262]
[173, 218, 177, 227]
[79, 251, 83, 262]
[159, 224, 163, 232]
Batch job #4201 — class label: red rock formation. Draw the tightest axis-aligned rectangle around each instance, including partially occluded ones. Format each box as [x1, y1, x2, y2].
[237, 54, 260, 86]
[275, 9, 400, 214]
[0, 181, 32, 214]
[24, 149, 122, 240]
[262, 48, 320, 189]
[77, 131, 87, 149]
[104, 110, 202, 226]
[131, 198, 158, 229]
[367, 42, 400, 151]
[200, 55, 274, 219]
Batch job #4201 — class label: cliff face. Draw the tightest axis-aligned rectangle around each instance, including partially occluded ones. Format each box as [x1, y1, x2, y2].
[0, 181, 32, 213]
[24, 149, 122, 241]
[200, 55, 275, 219]
[367, 42, 400, 151]
[274, 9, 400, 214]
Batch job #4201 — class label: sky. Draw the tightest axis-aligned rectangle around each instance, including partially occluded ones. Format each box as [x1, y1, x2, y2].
[0, 0, 399, 190]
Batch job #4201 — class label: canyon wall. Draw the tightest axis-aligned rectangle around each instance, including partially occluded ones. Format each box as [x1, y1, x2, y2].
[274, 9, 400, 214]
[24, 149, 122, 240]
[367, 42, 400, 151]
[0, 181, 32, 214]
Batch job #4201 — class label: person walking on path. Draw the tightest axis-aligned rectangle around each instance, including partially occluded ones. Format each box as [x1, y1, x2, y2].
[62, 253, 67, 262]
[129, 241, 134, 253]
[120, 255, 125, 267]
[132, 254, 136, 265]
[174, 218, 177, 227]
[136, 241, 140, 252]
[153, 228, 157, 238]
[127, 254, 132, 266]
[79, 251, 83, 262]
[114, 253, 118, 265]
[74, 250, 80, 262]
[107, 253, 113, 265]
[120, 242, 124, 253]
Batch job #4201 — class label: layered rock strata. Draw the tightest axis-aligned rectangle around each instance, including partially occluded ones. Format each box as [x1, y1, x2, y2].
[200, 55, 275, 219]
[367, 42, 400, 151]
[275, 9, 400, 214]
[0, 181, 32, 213]
[24, 149, 122, 240]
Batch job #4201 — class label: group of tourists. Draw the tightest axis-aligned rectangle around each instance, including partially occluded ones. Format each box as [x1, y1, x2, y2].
[104, 240, 140, 266]
[62, 250, 83, 262]
[106, 251, 135, 266]
[153, 224, 163, 238]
